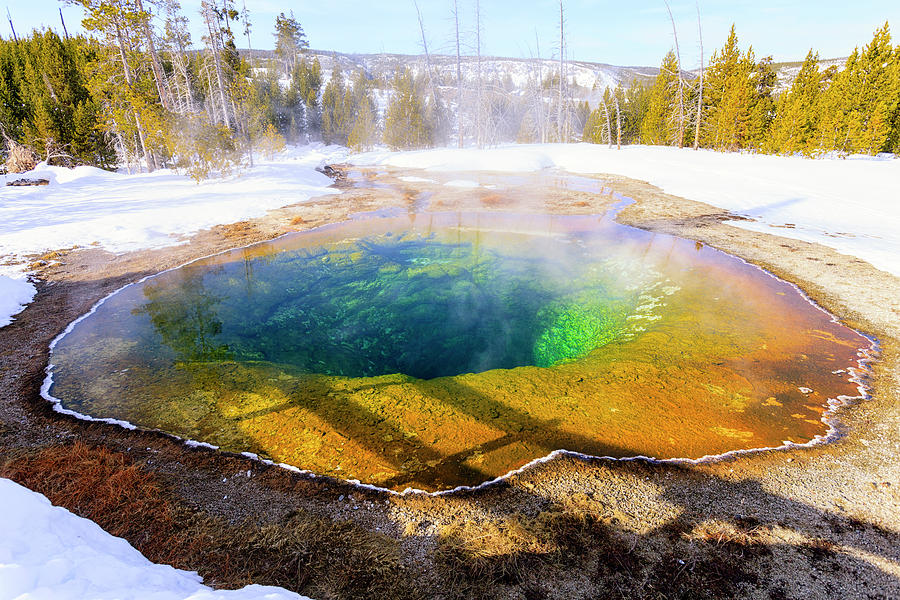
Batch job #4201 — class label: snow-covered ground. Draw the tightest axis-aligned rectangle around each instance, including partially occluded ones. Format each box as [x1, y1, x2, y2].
[0, 145, 347, 261]
[0, 144, 348, 329]
[353, 144, 900, 277]
[0, 275, 35, 327]
[0, 478, 310, 600]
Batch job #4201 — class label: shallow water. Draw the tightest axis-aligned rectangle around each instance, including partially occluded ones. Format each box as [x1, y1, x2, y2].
[49, 194, 870, 492]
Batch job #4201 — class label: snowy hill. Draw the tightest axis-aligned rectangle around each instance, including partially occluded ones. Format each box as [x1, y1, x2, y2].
[244, 48, 658, 97]
[246, 47, 850, 100]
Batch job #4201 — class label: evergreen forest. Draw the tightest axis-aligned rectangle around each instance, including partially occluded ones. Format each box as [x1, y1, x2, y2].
[1, 1, 898, 180]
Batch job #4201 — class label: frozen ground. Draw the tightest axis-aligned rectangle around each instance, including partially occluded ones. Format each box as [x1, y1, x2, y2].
[0, 275, 35, 327]
[0, 144, 347, 266]
[353, 144, 900, 277]
[0, 478, 309, 600]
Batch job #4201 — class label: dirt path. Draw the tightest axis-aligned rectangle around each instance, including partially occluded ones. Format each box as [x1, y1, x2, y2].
[1, 167, 897, 600]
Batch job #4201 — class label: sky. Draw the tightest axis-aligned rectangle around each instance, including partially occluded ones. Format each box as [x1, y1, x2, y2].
[6, 0, 900, 68]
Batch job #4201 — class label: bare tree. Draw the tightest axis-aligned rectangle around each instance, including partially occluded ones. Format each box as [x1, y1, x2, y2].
[163, 0, 195, 115]
[693, 1, 704, 150]
[241, 0, 254, 167]
[475, 0, 483, 147]
[558, 0, 567, 142]
[413, 1, 439, 109]
[200, 0, 231, 128]
[663, 0, 685, 148]
[602, 99, 613, 148]
[6, 8, 18, 43]
[135, 0, 173, 111]
[59, 7, 70, 40]
[453, 0, 463, 147]
[533, 31, 547, 143]
[615, 96, 622, 150]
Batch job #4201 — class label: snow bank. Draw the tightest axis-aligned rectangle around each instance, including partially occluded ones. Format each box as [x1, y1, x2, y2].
[353, 144, 900, 277]
[0, 478, 310, 600]
[0, 144, 347, 260]
[0, 275, 36, 327]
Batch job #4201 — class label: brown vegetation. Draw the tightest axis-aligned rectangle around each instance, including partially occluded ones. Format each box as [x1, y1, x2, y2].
[5, 140, 37, 173]
[0, 443, 414, 597]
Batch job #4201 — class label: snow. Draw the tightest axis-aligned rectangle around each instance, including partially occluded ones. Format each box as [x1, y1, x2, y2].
[0, 144, 347, 330]
[0, 144, 347, 262]
[352, 143, 900, 277]
[0, 275, 35, 327]
[444, 179, 481, 188]
[0, 478, 310, 600]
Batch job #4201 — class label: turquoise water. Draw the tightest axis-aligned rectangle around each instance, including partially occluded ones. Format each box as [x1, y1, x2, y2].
[132, 214, 642, 380]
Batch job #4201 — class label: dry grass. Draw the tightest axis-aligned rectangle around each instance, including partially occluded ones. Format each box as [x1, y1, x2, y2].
[5, 140, 37, 173]
[0, 443, 415, 598]
[0, 442, 180, 559]
[434, 510, 624, 597]
[690, 517, 771, 550]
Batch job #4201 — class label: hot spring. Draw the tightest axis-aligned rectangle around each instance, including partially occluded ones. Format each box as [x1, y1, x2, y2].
[47, 205, 870, 492]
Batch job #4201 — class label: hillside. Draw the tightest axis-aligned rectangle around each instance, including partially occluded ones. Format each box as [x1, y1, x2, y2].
[244, 48, 846, 98]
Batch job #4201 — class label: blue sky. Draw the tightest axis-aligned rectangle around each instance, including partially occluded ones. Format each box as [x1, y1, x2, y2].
[7, 0, 900, 68]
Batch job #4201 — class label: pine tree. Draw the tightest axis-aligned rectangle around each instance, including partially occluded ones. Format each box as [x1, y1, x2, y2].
[288, 57, 321, 135]
[321, 65, 350, 145]
[746, 56, 776, 148]
[641, 50, 679, 145]
[348, 100, 377, 151]
[383, 68, 431, 150]
[700, 25, 773, 151]
[346, 70, 377, 150]
[582, 105, 606, 144]
[764, 50, 824, 155]
[703, 25, 751, 150]
[70, 0, 165, 170]
[815, 22, 899, 155]
[273, 12, 307, 78]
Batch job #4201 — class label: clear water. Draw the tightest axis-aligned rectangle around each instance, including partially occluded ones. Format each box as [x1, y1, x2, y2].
[49, 209, 870, 492]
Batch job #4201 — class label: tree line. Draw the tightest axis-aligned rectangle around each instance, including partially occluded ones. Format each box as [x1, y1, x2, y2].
[1, 2, 898, 180]
[583, 23, 900, 156]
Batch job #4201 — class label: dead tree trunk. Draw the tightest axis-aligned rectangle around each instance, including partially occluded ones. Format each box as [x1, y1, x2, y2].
[135, 0, 173, 111]
[453, 0, 463, 148]
[558, 0, 566, 142]
[664, 0, 685, 148]
[693, 1, 704, 150]
[202, 2, 231, 129]
[114, 17, 155, 171]
[475, 0, 483, 148]
[413, 0, 440, 121]
[59, 8, 69, 40]
[7, 8, 18, 43]
[534, 32, 547, 143]
[615, 96, 622, 149]
[602, 99, 613, 148]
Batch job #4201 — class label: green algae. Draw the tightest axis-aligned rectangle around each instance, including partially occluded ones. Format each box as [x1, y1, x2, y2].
[123, 226, 645, 380]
